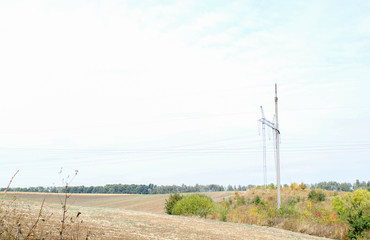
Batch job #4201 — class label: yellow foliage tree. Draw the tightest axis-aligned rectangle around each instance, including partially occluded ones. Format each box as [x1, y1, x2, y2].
[290, 183, 300, 191]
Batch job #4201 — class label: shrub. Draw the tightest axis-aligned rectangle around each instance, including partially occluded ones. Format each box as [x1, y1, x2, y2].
[332, 189, 370, 239]
[215, 205, 229, 222]
[308, 190, 326, 202]
[171, 194, 216, 218]
[299, 182, 307, 190]
[252, 195, 264, 206]
[287, 197, 300, 207]
[226, 197, 233, 207]
[290, 183, 300, 191]
[279, 203, 297, 217]
[237, 196, 246, 206]
[233, 191, 246, 206]
[164, 193, 183, 215]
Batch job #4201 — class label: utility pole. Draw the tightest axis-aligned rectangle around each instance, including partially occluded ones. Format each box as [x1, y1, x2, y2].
[259, 106, 267, 189]
[258, 106, 275, 190]
[258, 84, 281, 210]
[275, 83, 281, 210]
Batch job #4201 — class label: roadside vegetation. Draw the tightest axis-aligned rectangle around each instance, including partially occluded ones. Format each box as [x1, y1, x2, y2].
[2, 173, 369, 239]
[0, 170, 91, 239]
[166, 184, 370, 240]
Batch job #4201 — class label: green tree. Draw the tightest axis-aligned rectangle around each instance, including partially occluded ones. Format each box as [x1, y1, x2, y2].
[171, 194, 216, 218]
[332, 189, 370, 239]
[164, 193, 183, 215]
[339, 182, 352, 192]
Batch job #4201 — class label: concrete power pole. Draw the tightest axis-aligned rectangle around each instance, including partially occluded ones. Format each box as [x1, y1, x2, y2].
[260, 106, 267, 189]
[258, 84, 281, 210]
[275, 84, 281, 210]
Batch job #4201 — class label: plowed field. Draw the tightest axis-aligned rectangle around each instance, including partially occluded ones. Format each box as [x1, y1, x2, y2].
[3, 192, 330, 239]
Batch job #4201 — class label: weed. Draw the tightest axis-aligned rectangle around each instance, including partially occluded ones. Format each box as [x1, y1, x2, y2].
[210, 189, 348, 239]
[252, 195, 264, 206]
[232, 191, 246, 206]
[308, 189, 326, 202]
[214, 205, 229, 222]
[57, 168, 79, 239]
[0, 170, 19, 209]
[287, 197, 298, 207]
[0, 169, 90, 239]
[237, 196, 246, 206]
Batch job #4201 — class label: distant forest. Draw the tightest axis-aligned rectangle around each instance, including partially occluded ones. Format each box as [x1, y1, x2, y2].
[1, 180, 369, 194]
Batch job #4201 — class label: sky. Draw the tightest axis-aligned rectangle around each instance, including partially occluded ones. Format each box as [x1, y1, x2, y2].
[0, 0, 369, 188]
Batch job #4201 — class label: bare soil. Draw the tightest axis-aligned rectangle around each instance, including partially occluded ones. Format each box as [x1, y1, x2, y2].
[2, 192, 332, 239]
[81, 206, 331, 240]
[7, 191, 235, 214]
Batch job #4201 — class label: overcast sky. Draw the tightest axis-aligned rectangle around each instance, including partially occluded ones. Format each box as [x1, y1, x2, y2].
[0, 0, 369, 187]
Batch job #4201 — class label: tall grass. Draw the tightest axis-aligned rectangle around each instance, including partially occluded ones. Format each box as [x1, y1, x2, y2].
[209, 188, 349, 239]
[0, 170, 91, 239]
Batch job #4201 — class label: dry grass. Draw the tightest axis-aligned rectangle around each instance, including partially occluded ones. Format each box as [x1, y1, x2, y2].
[1, 199, 330, 240]
[0, 170, 92, 239]
[0, 196, 91, 239]
[0, 191, 332, 240]
[214, 189, 349, 239]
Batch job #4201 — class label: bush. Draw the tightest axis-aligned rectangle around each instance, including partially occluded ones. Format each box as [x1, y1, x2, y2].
[279, 203, 297, 217]
[308, 190, 326, 202]
[171, 194, 216, 218]
[215, 205, 229, 222]
[233, 191, 246, 206]
[299, 182, 307, 190]
[226, 197, 233, 207]
[290, 183, 300, 191]
[287, 197, 300, 207]
[252, 195, 265, 206]
[164, 193, 183, 215]
[332, 189, 370, 239]
[237, 196, 246, 206]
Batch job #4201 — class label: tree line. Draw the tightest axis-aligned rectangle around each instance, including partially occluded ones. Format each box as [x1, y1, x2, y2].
[309, 180, 369, 192]
[1, 180, 368, 194]
[0, 184, 246, 194]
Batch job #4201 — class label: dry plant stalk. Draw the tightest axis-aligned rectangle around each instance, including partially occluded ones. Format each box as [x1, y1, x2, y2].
[60, 185, 70, 239]
[58, 169, 79, 240]
[0, 170, 19, 209]
[1, 169, 89, 239]
[25, 198, 45, 239]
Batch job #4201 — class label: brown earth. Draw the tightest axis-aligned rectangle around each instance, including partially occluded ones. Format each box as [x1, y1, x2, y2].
[6, 191, 235, 214]
[81, 206, 331, 240]
[2, 192, 332, 240]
